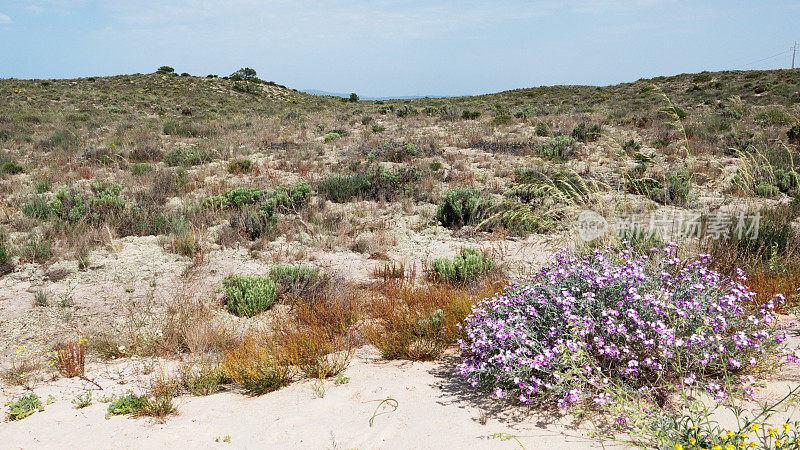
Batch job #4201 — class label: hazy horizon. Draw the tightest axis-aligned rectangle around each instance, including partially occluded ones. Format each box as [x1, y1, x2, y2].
[1, 1, 798, 97]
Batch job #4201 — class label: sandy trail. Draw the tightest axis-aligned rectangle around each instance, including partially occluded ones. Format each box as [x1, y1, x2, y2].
[0, 347, 610, 449]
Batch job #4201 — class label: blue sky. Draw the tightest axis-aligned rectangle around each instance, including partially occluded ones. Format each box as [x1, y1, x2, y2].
[0, 1, 798, 96]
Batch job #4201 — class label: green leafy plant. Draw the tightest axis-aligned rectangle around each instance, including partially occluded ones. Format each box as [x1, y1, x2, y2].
[429, 247, 496, 284]
[6, 394, 43, 421]
[223, 275, 277, 317]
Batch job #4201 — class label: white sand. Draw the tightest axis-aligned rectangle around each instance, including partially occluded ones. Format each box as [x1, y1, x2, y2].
[0, 346, 611, 449]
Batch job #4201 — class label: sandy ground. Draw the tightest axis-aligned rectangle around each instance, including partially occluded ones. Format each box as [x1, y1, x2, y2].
[0, 346, 611, 449]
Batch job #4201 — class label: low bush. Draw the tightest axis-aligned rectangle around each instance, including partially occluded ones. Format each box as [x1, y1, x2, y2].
[223, 275, 277, 317]
[0, 161, 24, 175]
[106, 392, 176, 419]
[429, 247, 496, 284]
[460, 245, 790, 409]
[626, 170, 691, 206]
[6, 394, 43, 421]
[571, 123, 601, 142]
[269, 264, 325, 300]
[317, 166, 416, 203]
[538, 136, 576, 160]
[227, 159, 252, 174]
[163, 120, 212, 138]
[435, 187, 487, 229]
[163, 147, 212, 166]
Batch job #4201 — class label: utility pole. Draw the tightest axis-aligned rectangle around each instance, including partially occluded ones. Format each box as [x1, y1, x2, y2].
[794, 41, 797, 69]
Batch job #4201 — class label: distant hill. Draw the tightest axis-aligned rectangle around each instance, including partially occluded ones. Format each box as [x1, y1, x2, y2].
[301, 89, 450, 101]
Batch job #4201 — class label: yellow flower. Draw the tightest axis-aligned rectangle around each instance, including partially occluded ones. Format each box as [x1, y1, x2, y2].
[727, 431, 734, 438]
[783, 423, 790, 432]
[690, 438, 697, 445]
[748, 443, 756, 449]
[738, 443, 745, 450]
[675, 445, 683, 450]
[725, 444, 734, 450]
[768, 428, 776, 437]
[712, 445, 722, 450]
[775, 439, 782, 447]
[751, 424, 761, 431]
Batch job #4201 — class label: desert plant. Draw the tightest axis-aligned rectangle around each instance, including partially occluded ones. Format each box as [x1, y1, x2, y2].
[223, 275, 277, 317]
[429, 247, 496, 284]
[6, 394, 43, 421]
[56, 341, 85, 377]
[435, 187, 487, 229]
[219, 337, 294, 395]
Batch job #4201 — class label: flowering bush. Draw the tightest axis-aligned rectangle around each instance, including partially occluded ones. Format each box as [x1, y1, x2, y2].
[459, 245, 793, 408]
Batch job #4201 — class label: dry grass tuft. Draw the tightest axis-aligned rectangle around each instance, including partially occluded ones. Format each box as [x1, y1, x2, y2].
[55, 341, 85, 377]
[365, 277, 504, 360]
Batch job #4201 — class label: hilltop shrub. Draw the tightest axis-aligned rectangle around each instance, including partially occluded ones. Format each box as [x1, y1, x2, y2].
[223, 275, 277, 317]
[436, 187, 487, 229]
[626, 171, 691, 206]
[571, 123, 601, 142]
[0, 161, 23, 175]
[163, 120, 212, 138]
[227, 159, 252, 174]
[538, 136, 576, 160]
[163, 147, 211, 166]
[429, 247, 496, 284]
[460, 245, 791, 408]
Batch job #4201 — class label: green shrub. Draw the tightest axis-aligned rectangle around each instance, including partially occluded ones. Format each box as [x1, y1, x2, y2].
[318, 167, 414, 203]
[6, 394, 43, 421]
[535, 122, 550, 137]
[163, 147, 211, 166]
[491, 115, 512, 126]
[107, 393, 148, 417]
[269, 264, 324, 299]
[130, 163, 152, 176]
[371, 125, 386, 133]
[156, 66, 175, 74]
[324, 131, 343, 142]
[538, 136, 575, 160]
[436, 187, 487, 229]
[462, 110, 481, 120]
[571, 123, 601, 142]
[754, 107, 794, 127]
[429, 247, 495, 284]
[788, 123, 800, 145]
[227, 159, 252, 174]
[163, 120, 212, 138]
[626, 171, 691, 206]
[0, 161, 23, 175]
[223, 275, 277, 317]
[401, 143, 418, 156]
[622, 139, 642, 152]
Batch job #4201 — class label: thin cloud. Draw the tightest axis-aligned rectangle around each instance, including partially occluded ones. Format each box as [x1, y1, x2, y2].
[0, 13, 12, 24]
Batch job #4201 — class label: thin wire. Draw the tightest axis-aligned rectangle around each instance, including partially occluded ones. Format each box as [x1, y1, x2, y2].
[733, 48, 793, 69]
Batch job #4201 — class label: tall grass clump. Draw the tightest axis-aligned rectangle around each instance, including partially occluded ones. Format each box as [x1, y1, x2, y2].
[460, 244, 792, 409]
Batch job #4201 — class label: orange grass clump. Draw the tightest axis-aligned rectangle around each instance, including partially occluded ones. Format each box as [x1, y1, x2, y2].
[365, 277, 505, 361]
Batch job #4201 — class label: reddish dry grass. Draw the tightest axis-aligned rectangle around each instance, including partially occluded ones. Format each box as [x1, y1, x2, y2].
[744, 268, 800, 313]
[365, 277, 505, 361]
[56, 342, 85, 377]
